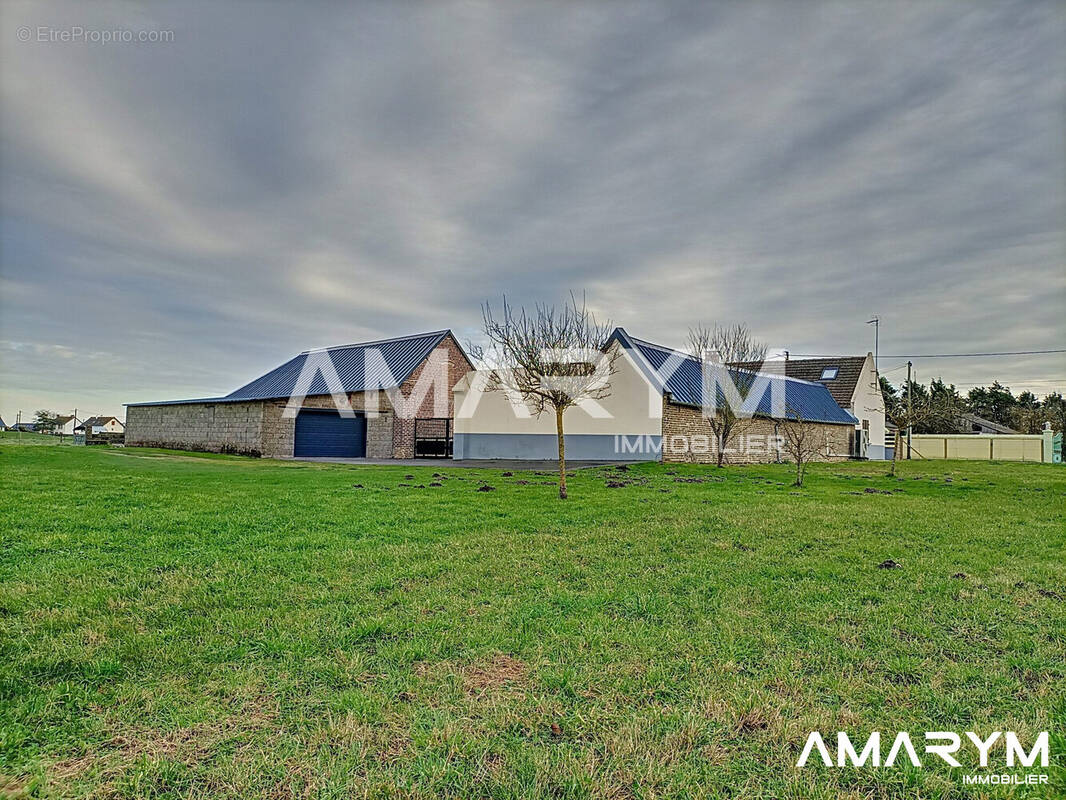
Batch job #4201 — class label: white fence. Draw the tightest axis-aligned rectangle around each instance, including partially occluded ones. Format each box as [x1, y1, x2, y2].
[908, 431, 1054, 463]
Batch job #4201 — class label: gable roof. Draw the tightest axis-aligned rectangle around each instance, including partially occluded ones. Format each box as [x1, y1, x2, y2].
[957, 411, 1018, 434]
[608, 328, 858, 426]
[225, 330, 456, 401]
[76, 415, 122, 429]
[731, 355, 868, 407]
[127, 330, 466, 407]
[54, 415, 75, 425]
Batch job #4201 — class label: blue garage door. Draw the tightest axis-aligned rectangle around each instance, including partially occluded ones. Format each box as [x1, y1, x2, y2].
[294, 409, 366, 457]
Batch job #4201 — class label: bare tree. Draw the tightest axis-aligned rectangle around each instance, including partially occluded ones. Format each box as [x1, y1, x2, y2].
[885, 393, 957, 476]
[687, 323, 768, 467]
[779, 409, 827, 487]
[480, 295, 619, 499]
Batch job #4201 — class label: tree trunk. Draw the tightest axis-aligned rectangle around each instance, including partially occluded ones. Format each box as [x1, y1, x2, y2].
[716, 427, 726, 467]
[889, 428, 901, 476]
[555, 406, 568, 500]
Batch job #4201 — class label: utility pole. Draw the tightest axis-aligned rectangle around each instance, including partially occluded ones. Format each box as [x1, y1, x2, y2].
[906, 361, 913, 460]
[866, 317, 879, 371]
[16, 410, 21, 444]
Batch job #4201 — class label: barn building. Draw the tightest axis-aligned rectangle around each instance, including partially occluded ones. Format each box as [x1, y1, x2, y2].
[125, 330, 472, 459]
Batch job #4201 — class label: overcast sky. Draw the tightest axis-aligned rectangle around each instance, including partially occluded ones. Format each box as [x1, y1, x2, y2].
[1, 1, 1064, 423]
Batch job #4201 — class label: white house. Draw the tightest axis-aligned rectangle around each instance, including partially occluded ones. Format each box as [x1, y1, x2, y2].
[53, 415, 78, 435]
[452, 329, 859, 463]
[452, 336, 663, 461]
[75, 415, 125, 435]
[734, 353, 887, 459]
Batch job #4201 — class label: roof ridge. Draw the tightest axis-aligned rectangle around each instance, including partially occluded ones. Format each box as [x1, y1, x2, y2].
[220, 329, 454, 402]
[302, 329, 450, 354]
[623, 333, 823, 386]
[785, 355, 868, 362]
[619, 331, 856, 424]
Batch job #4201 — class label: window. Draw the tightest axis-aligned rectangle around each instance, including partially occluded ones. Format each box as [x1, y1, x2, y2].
[819, 367, 839, 380]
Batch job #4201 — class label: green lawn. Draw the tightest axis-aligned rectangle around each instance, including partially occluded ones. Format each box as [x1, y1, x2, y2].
[1, 444, 1063, 799]
[0, 431, 72, 447]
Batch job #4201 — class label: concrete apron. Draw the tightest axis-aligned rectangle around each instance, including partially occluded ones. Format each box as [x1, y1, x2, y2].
[284, 457, 630, 469]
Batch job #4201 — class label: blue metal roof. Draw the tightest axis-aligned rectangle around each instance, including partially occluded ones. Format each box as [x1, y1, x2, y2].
[610, 328, 857, 425]
[127, 330, 457, 407]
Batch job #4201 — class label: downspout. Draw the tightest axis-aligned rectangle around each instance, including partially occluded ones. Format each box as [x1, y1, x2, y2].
[662, 391, 671, 463]
[779, 354, 787, 464]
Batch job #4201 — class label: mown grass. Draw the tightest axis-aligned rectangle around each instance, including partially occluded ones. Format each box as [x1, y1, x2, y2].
[0, 432, 72, 447]
[0, 444, 1063, 799]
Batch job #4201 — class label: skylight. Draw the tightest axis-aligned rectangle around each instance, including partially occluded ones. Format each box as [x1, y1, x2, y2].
[819, 367, 839, 380]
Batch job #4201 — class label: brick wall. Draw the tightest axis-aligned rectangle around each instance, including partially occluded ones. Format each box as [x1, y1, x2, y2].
[662, 400, 852, 464]
[392, 333, 474, 458]
[125, 401, 267, 456]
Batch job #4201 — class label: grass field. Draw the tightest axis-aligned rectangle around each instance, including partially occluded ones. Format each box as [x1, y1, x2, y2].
[0, 431, 72, 446]
[1, 442, 1063, 798]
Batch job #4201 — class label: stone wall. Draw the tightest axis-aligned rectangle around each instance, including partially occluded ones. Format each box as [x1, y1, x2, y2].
[125, 401, 266, 456]
[662, 400, 852, 464]
[127, 334, 473, 459]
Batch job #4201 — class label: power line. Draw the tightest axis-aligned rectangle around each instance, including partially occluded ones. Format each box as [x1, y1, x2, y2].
[791, 349, 1066, 359]
[880, 362, 910, 374]
[949, 378, 1066, 386]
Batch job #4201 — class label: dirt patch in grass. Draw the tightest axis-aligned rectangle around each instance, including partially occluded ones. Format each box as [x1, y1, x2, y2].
[733, 708, 772, 734]
[461, 654, 530, 696]
[48, 696, 281, 787]
[0, 775, 34, 799]
[312, 712, 411, 765]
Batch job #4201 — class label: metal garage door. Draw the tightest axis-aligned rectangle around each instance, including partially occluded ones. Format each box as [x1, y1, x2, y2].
[293, 409, 366, 457]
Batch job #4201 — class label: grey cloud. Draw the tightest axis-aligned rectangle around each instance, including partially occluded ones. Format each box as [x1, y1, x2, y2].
[1, 0, 1063, 421]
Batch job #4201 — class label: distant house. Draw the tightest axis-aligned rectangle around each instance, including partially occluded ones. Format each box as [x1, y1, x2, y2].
[0, 416, 6, 430]
[732, 354, 887, 459]
[75, 416, 125, 434]
[956, 412, 1018, 435]
[53, 415, 78, 435]
[11, 422, 37, 432]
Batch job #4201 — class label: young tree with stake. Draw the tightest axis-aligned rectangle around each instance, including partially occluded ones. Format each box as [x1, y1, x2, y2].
[779, 408, 826, 487]
[478, 295, 618, 499]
